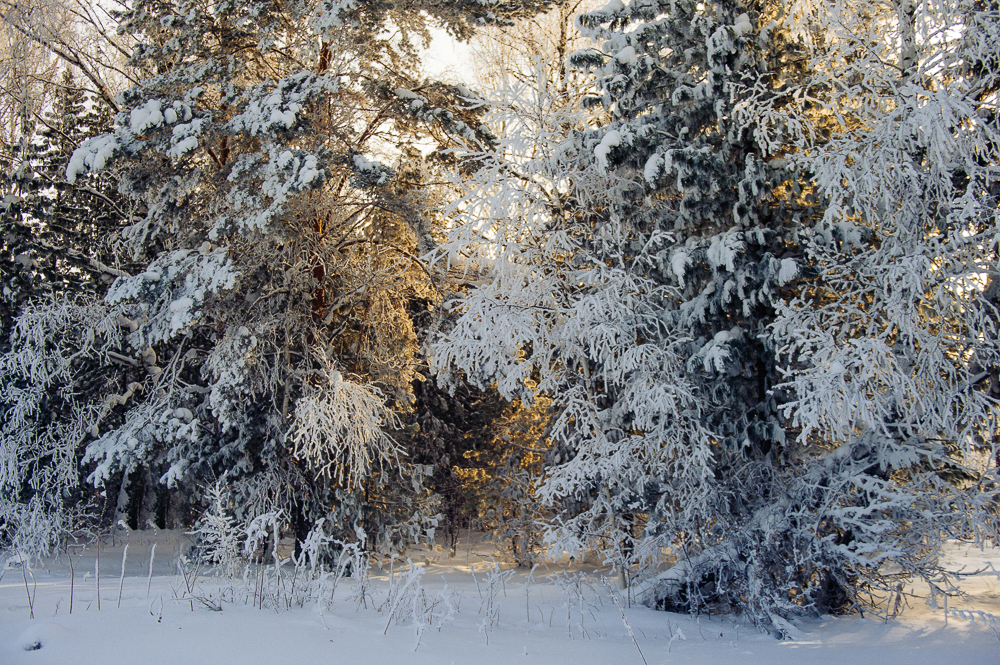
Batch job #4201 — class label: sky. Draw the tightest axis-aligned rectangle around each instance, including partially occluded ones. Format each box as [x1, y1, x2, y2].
[421, 29, 477, 83]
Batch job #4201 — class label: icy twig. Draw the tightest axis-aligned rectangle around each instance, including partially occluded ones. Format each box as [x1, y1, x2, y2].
[602, 576, 647, 665]
[118, 543, 129, 608]
[17, 551, 35, 619]
[147, 543, 156, 599]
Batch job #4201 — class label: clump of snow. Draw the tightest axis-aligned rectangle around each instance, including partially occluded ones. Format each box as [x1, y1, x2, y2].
[644, 154, 661, 183]
[707, 232, 744, 273]
[353, 154, 378, 171]
[695, 326, 744, 373]
[270, 104, 299, 128]
[614, 46, 637, 65]
[166, 118, 207, 159]
[671, 82, 709, 105]
[394, 88, 427, 110]
[353, 154, 390, 184]
[130, 99, 165, 134]
[66, 135, 119, 183]
[296, 154, 320, 188]
[707, 26, 736, 65]
[263, 149, 322, 197]
[169, 296, 196, 333]
[14, 622, 70, 652]
[644, 151, 673, 184]
[173, 407, 194, 422]
[453, 84, 478, 100]
[594, 129, 621, 170]
[671, 249, 689, 285]
[777, 257, 798, 284]
[733, 12, 753, 36]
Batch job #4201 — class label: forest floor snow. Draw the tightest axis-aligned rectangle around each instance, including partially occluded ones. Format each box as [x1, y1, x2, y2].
[1, 531, 997, 665]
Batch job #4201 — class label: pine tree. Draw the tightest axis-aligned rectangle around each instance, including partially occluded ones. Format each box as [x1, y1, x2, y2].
[9, 0, 558, 552]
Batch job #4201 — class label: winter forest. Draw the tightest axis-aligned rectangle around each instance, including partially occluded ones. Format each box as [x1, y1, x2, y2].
[1, 0, 999, 659]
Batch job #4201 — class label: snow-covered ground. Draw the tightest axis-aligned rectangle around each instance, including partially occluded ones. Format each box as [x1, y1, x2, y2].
[1, 532, 997, 664]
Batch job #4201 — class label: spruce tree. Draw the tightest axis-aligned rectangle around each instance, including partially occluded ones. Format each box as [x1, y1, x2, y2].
[437, 0, 811, 617]
[1, 69, 130, 342]
[0, 70, 133, 553]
